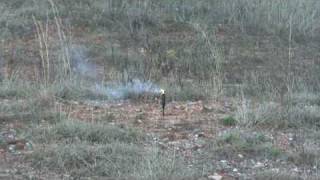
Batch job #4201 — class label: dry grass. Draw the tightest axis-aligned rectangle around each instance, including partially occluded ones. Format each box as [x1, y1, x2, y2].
[236, 90, 320, 129]
[27, 119, 197, 179]
[1, 0, 320, 179]
[255, 171, 301, 180]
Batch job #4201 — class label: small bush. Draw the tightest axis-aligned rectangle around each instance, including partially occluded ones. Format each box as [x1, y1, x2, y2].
[30, 142, 143, 178]
[0, 79, 35, 98]
[216, 130, 281, 158]
[33, 120, 143, 144]
[255, 170, 301, 180]
[0, 93, 60, 124]
[54, 80, 108, 100]
[221, 116, 237, 126]
[290, 92, 320, 106]
[236, 100, 284, 128]
[97, 112, 116, 122]
[288, 143, 320, 166]
[236, 91, 320, 129]
[219, 131, 241, 145]
[164, 82, 207, 101]
[29, 142, 196, 179]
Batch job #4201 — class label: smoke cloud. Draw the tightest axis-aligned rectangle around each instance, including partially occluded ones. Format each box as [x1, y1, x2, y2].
[94, 79, 161, 100]
[70, 45, 161, 100]
[70, 45, 98, 79]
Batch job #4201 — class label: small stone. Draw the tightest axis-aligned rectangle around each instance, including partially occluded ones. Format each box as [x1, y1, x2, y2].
[233, 168, 238, 172]
[238, 154, 244, 158]
[7, 134, 15, 140]
[208, 173, 223, 180]
[8, 145, 15, 153]
[197, 132, 205, 138]
[202, 106, 214, 113]
[25, 142, 33, 151]
[253, 162, 264, 168]
[288, 133, 294, 140]
[250, 159, 256, 164]
[307, 169, 311, 173]
[220, 160, 227, 163]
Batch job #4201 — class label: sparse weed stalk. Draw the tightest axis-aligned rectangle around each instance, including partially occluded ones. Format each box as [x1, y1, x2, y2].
[33, 15, 51, 85]
[32, 0, 73, 86]
[236, 99, 284, 128]
[236, 89, 320, 129]
[49, 0, 72, 80]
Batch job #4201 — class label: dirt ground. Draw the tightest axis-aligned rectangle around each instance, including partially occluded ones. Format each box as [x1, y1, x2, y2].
[0, 97, 319, 179]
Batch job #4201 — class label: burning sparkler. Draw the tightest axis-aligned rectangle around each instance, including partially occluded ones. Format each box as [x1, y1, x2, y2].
[160, 89, 166, 116]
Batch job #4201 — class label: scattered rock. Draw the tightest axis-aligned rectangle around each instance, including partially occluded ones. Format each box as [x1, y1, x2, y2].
[220, 160, 228, 164]
[158, 142, 167, 149]
[25, 142, 33, 151]
[191, 144, 201, 151]
[202, 106, 214, 113]
[208, 173, 223, 180]
[271, 168, 280, 173]
[134, 119, 143, 124]
[8, 145, 15, 153]
[253, 162, 264, 169]
[196, 132, 206, 138]
[292, 167, 299, 173]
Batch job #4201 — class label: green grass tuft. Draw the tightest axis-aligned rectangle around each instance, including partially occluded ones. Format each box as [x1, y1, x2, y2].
[221, 116, 237, 126]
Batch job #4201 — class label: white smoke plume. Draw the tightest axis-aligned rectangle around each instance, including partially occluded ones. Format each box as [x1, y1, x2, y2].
[70, 45, 161, 100]
[94, 79, 161, 100]
[70, 45, 98, 79]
